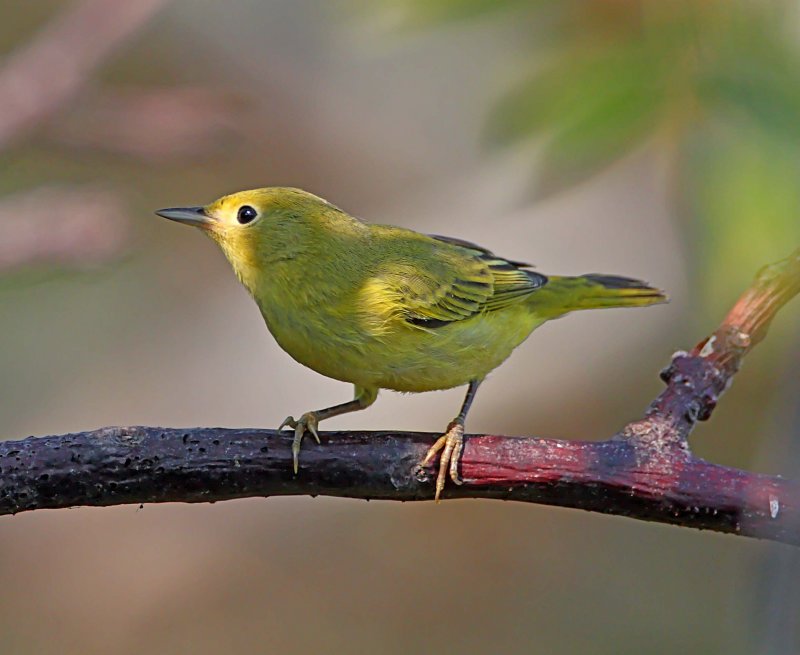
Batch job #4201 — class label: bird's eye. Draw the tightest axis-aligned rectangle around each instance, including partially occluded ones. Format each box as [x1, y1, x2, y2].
[237, 205, 258, 224]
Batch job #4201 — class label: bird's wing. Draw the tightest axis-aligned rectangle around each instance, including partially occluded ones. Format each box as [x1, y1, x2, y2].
[363, 234, 548, 330]
[428, 234, 533, 268]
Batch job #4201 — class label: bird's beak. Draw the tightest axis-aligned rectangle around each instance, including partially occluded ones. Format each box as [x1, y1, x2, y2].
[155, 206, 213, 229]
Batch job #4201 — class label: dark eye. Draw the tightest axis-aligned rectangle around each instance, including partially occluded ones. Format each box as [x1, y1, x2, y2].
[237, 205, 257, 224]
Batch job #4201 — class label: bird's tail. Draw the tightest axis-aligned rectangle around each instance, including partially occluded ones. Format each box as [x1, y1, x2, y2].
[534, 274, 667, 316]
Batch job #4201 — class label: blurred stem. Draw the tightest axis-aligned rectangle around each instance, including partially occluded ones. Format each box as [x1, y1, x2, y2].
[719, 248, 800, 348]
[0, 0, 167, 150]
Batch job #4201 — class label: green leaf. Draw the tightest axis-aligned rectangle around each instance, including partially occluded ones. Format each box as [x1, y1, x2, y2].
[365, 0, 542, 28]
[683, 125, 800, 315]
[691, 7, 800, 143]
[699, 60, 800, 144]
[488, 42, 665, 195]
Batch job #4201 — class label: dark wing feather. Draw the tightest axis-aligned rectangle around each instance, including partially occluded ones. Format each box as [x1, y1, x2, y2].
[428, 233, 533, 268]
[390, 235, 547, 329]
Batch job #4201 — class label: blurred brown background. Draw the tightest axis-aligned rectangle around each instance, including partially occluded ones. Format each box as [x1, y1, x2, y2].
[1, 1, 799, 653]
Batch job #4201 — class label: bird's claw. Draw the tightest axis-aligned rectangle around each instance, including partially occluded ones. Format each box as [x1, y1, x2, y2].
[279, 412, 320, 474]
[421, 422, 465, 502]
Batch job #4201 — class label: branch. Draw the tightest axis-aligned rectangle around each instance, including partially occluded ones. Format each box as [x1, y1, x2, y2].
[2, 249, 799, 545]
[45, 86, 246, 161]
[0, 0, 167, 150]
[0, 186, 129, 273]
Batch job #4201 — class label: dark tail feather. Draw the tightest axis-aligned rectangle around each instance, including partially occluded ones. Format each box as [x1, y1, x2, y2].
[541, 274, 668, 313]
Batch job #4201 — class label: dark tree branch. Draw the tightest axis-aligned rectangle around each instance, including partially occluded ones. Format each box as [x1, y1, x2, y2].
[2, 249, 799, 545]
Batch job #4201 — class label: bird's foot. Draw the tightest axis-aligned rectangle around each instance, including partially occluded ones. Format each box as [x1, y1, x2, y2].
[421, 421, 464, 502]
[279, 412, 321, 474]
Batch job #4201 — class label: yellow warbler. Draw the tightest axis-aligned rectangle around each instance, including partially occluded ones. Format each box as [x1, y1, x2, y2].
[157, 188, 666, 500]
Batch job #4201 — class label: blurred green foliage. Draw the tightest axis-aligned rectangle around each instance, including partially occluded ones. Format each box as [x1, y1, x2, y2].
[371, 0, 800, 314]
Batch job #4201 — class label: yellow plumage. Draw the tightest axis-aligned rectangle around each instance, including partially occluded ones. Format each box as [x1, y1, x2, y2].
[156, 187, 666, 500]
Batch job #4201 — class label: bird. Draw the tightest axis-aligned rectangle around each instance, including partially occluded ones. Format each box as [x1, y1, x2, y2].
[156, 187, 666, 501]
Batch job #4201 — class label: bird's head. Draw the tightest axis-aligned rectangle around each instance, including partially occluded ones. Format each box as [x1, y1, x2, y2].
[156, 187, 355, 290]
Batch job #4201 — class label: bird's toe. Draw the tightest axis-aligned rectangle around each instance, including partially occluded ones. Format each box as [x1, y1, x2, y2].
[279, 415, 297, 431]
[287, 412, 321, 474]
[421, 422, 465, 501]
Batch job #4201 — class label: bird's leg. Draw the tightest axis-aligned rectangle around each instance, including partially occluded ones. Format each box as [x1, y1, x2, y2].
[280, 385, 377, 474]
[421, 379, 482, 502]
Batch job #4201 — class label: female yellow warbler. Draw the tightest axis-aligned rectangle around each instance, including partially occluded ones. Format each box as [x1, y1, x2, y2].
[157, 188, 666, 500]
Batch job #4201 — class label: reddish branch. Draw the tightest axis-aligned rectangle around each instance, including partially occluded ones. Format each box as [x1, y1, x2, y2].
[0, 186, 129, 273]
[0, 2, 245, 162]
[47, 86, 245, 161]
[1, 249, 798, 545]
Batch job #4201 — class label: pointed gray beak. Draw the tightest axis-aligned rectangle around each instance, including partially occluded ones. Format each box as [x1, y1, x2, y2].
[155, 206, 213, 228]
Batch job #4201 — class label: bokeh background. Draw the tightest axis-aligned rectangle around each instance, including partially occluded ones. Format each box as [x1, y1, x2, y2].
[1, 1, 799, 653]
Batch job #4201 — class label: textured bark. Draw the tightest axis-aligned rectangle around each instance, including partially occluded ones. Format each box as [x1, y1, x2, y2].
[1, 426, 797, 544]
[1, 248, 798, 546]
